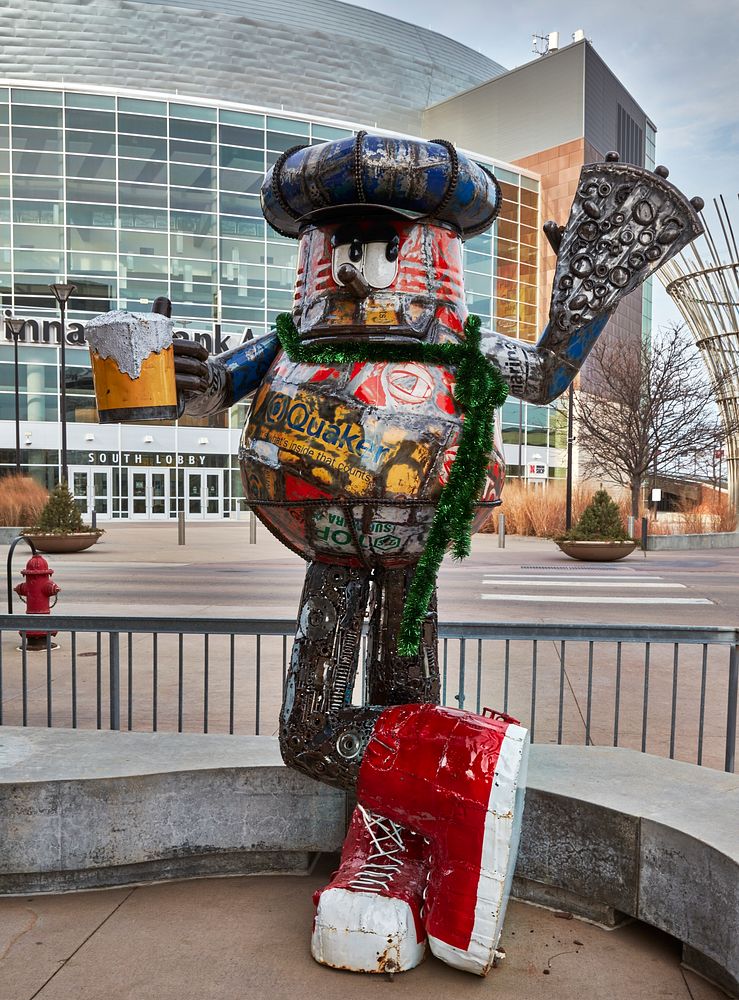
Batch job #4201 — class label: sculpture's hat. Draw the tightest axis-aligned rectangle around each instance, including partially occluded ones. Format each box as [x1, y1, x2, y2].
[261, 133, 501, 241]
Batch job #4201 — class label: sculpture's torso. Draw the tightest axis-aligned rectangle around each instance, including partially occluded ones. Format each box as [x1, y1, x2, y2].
[240, 351, 505, 566]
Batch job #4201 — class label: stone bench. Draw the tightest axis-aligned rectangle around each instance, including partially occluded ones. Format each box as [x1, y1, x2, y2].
[0, 729, 736, 996]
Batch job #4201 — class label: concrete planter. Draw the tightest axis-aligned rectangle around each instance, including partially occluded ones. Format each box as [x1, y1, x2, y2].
[0, 526, 22, 544]
[556, 539, 637, 562]
[21, 531, 102, 554]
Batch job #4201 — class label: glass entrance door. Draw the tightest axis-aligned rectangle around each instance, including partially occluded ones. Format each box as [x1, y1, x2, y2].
[129, 469, 170, 520]
[186, 471, 222, 519]
[71, 466, 111, 520]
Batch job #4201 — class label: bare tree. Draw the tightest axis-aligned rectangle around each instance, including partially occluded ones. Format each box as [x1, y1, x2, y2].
[572, 324, 727, 516]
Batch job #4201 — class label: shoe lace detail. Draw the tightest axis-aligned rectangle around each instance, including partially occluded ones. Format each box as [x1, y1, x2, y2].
[348, 805, 408, 894]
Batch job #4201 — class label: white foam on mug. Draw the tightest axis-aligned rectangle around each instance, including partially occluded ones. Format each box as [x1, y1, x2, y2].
[84, 310, 173, 379]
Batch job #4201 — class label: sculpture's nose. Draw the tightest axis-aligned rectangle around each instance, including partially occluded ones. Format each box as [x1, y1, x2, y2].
[337, 262, 371, 299]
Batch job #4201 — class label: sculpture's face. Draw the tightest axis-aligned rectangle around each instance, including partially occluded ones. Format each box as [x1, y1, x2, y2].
[293, 219, 467, 345]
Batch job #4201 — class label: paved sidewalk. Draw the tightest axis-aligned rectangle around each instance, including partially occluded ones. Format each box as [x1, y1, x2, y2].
[0, 860, 724, 1000]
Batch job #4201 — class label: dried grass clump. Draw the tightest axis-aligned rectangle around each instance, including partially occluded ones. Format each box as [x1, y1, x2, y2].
[0, 474, 49, 527]
[676, 495, 736, 534]
[481, 481, 606, 537]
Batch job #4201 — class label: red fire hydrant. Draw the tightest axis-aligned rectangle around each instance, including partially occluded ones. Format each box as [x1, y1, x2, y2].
[15, 554, 60, 650]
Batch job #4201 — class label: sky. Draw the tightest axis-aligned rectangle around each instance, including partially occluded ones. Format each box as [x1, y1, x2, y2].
[346, 0, 739, 332]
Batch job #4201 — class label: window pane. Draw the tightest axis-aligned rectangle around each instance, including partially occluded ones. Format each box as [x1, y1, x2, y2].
[11, 126, 62, 151]
[14, 224, 64, 250]
[267, 116, 309, 136]
[170, 281, 214, 304]
[67, 203, 116, 228]
[65, 93, 115, 111]
[170, 211, 214, 236]
[221, 239, 265, 265]
[169, 119, 215, 143]
[170, 187, 216, 212]
[170, 258, 216, 281]
[67, 227, 117, 252]
[66, 131, 116, 156]
[219, 168, 261, 194]
[267, 131, 304, 153]
[65, 108, 116, 132]
[219, 192, 260, 217]
[119, 98, 166, 115]
[66, 178, 116, 203]
[222, 286, 265, 307]
[221, 216, 263, 239]
[170, 163, 215, 188]
[170, 233, 216, 259]
[12, 150, 62, 175]
[312, 124, 353, 141]
[11, 106, 62, 128]
[169, 138, 214, 165]
[118, 206, 168, 231]
[170, 103, 216, 122]
[0, 127, 7, 150]
[15, 249, 64, 273]
[66, 154, 116, 180]
[220, 110, 263, 128]
[264, 241, 298, 267]
[121, 254, 168, 278]
[118, 182, 167, 208]
[220, 145, 263, 171]
[119, 278, 167, 300]
[68, 253, 117, 276]
[118, 158, 167, 184]
[11, 90, 58, 107]
[14, 200, 64, 224]
[219, 125, 263, 148]
[266, 265, 294, 290]
[14, 176, 63, 200]
[118, 113, 167, 136]
[118, 134, 167, 160]
[119, 229, 168, 255]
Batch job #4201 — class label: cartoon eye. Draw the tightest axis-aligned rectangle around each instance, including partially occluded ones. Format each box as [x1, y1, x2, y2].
[362, 241, 399, 288]
[332, 242, 360, 284]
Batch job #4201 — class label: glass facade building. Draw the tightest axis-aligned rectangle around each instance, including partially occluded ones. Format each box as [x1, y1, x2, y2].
[0, 82, 557, 520]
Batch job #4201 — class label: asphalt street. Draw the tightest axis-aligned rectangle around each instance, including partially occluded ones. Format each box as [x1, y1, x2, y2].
[23, 521, 739, 627]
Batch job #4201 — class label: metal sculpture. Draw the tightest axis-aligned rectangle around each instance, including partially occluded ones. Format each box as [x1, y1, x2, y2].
[659, 195, 739, 511]
[87, 133, 702, 977]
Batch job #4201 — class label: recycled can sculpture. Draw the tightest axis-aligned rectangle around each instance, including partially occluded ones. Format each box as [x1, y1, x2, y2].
[87, 134, 703, 976]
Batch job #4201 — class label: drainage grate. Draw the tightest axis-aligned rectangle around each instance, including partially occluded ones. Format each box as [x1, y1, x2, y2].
[520, 564, 626, 571]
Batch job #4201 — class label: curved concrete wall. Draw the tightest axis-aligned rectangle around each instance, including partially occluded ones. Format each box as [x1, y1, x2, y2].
[1, 730, 736, 994]
[0, 0, 505, 133]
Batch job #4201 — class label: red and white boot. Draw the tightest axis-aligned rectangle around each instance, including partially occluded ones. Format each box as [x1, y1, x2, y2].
[358, 704, 529, 976]
[311, 803, 429, 973]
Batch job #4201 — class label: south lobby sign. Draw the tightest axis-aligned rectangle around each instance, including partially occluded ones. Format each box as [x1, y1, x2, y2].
[86, 452, 211, 466]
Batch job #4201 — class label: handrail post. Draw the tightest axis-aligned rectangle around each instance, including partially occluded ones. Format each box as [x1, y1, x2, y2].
[109, 632, 121, 731]
[726, 640, 738, 772]
[6, 535, 37, 612]
[497, 513, 505, 548]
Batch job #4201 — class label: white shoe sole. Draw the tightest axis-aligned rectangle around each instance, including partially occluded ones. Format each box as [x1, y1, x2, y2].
[428, 723, 530, 976]
[312, 887, 426, 973]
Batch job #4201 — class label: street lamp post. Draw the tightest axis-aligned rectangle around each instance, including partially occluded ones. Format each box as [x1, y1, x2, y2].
[49, 283, 76, 486]
[5, 317, 26, 475]
[565, 382, 575, 531]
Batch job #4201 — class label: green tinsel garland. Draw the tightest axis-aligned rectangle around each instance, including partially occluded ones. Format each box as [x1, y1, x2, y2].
[275, 312, 508, 656]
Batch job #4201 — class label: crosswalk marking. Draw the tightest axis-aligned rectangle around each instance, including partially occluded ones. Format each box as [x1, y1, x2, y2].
[480, 594, 713, 605]
[482, 580, 685, 589]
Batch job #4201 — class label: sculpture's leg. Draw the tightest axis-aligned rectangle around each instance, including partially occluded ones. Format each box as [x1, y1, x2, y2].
[364, 566, 440, 708]
[280, 560, 376, 791]
[280, 561, 439, 792]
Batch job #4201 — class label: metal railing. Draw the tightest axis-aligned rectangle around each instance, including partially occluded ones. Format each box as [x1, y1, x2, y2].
[0, 614, 736, 772]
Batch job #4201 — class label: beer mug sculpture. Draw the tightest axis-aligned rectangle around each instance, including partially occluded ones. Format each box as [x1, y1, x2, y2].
[87, 135, 703, 976]
[86, 307, 178, 423]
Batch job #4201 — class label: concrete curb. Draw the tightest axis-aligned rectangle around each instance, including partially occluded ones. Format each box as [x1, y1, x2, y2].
[0, 730, 736, 996]
[647, 530, 739, 550]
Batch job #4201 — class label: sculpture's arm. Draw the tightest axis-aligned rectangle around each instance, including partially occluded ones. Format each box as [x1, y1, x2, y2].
[481, 156, 704, 405]
[177, 331, 280, 416]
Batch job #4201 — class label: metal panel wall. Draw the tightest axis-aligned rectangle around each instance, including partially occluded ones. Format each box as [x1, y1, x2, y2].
[422, 43, 586, 163]
[0, 0, 505, 135]
[583, 45, 648, 162]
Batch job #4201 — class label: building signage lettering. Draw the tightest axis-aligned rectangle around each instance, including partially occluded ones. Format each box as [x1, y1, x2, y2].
[3, 312, 250, 355]
[87, 452, 209, 466]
